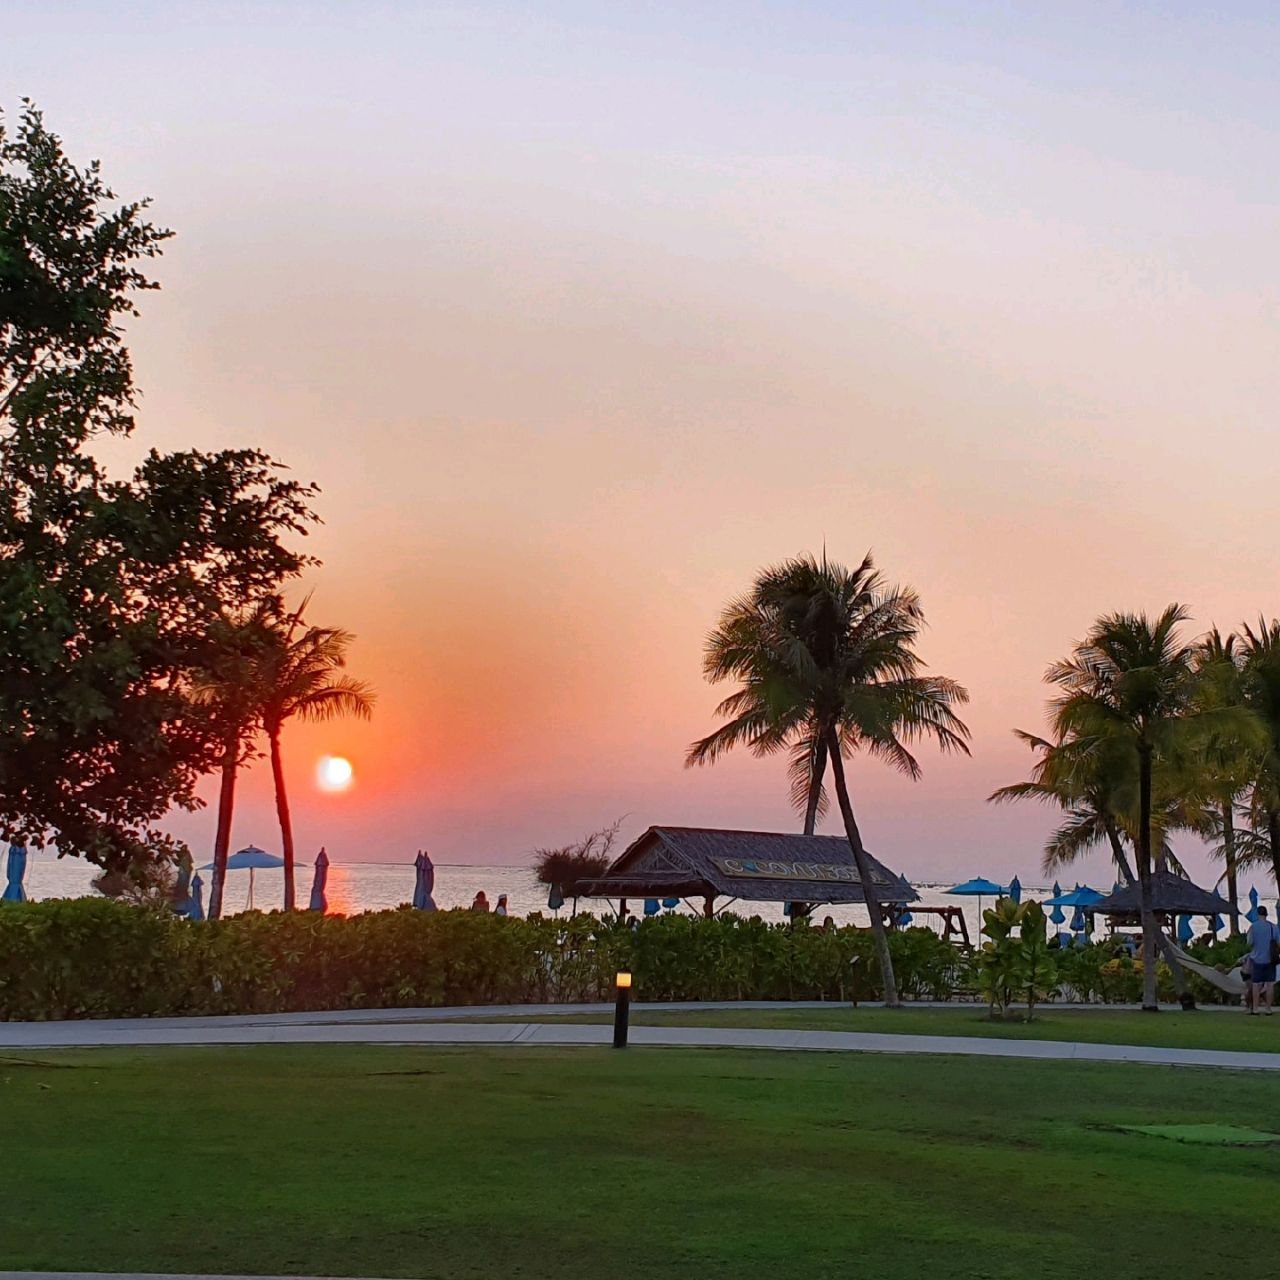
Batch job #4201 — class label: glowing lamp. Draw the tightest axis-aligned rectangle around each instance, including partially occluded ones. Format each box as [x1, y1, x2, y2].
[615, 971, 632, 989]
[613, 971, 632, 1048]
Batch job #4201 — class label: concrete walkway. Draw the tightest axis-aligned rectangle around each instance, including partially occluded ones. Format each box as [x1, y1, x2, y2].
[3, 1007, 1278, 1070]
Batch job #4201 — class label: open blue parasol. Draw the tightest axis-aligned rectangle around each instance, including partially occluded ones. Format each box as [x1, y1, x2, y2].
[643, 898, 660, 916]
[3, 841, 28, 903]
[946, 877, 1006, 925]
[308, 848, 330, 913]
[200, 845, 283, 911]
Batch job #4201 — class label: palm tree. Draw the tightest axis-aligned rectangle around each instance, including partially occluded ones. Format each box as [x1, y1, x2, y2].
[1236, 619, 1280, 894]
[687, 552, 970, 1006]
[1190, 629, 1253, 931]
[191, 602, 278, 920]
[1042, 606, 1253, 1010]
[991, 729, 1199, 1000]
[257, 608, 374, 910]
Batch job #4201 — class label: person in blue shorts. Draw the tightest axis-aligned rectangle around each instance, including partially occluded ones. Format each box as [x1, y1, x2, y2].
[1246, 906, 1280, 1016]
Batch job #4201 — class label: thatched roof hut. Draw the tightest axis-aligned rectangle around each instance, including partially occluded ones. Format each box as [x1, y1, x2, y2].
[577, 825, 917, 916]
[1092, 869, 1233, 919]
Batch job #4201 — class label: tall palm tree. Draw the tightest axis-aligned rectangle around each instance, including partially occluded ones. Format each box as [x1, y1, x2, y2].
[1236, 619, 1280, 894]
[687, 552, 971, 1006]
[258, 609, 374, 909]
[191, 602, 278, 920]
[1190, 629, 1253, 931]
[1043, 606, 1252, 1010]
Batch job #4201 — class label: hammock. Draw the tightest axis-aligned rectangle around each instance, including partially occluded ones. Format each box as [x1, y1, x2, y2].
[1167, 944, 1247, 996]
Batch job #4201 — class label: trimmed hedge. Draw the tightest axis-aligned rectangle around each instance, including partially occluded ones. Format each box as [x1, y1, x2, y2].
[0, 898, 1248, 1020]
[0, 898, 970, 1020]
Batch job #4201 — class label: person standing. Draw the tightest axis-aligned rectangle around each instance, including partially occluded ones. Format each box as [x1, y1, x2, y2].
[495, 893, 509, 917]
[1246, 906, 1280, 1015]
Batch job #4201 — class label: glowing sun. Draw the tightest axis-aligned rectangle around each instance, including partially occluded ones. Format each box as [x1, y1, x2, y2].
[316, 755, 354, 792]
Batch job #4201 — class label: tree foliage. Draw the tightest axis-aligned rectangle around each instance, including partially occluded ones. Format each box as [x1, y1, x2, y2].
[0, 102, 317, 870]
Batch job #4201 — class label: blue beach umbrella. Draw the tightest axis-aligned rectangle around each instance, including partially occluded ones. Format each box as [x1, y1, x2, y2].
[661, 897, 680, 910]
[308, 848, 330, 913]
[188, 873, 205, 922]
[413, 851, 437, 912]
[3, 841, 28, 902]
[173, 850, 193, 913]
[547, 882, 565, 912]
[643, 898, 660, 916]
[896, 907, 914, 927]
[946, 877, 1005, 929]
[1247, 887, 1260, 924]
[1069, 905, 1087, 935]
[1176, 913, 1194, 945]
[201, 845, 283, 911]
[1007, 876, 1022, 905]
[1048, 881, 1066, 926]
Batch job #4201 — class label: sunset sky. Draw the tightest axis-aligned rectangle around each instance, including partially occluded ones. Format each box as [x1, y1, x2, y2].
[7, 3, 1280, 883]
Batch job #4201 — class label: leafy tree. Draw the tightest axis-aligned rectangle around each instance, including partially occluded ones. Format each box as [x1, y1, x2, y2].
[0, 102, 316, 876]
[257, 603, 374, 909]
[532, 819, 624, 907]
[687, 552, 970, 1006]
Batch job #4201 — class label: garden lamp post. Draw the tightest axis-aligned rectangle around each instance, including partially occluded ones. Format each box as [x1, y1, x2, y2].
[614, 971, 632, 1048]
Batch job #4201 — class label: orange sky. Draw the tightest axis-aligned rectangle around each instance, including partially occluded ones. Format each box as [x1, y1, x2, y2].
[8, 4, 1280, 882]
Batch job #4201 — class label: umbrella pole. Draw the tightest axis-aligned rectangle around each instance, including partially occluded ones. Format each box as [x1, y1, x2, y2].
[249, 866, 255, 911]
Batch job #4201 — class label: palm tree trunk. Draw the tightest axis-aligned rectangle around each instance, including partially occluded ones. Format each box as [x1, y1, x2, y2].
[1136, 743, 1159, 1012]
[1104, 820, 1190, 1003]
[208, 729, 239, 921]
[270, 728, 296, 911]
[825, 728, 899, 1007]
[1268, 810, 1280, 900]
[803, 738, 828, 836]
[1224, 801, 1240, 936]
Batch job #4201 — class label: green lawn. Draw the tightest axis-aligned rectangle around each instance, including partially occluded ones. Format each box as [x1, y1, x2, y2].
[451, 1004, 1280, 1053]
[2, 1044, 1278, 1279]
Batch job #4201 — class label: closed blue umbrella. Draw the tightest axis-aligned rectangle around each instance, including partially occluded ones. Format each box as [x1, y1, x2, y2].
[547, 882, 565, 912]
[1176, 913, 1194, 945]
[188, 873, 205, 922]
[1069, 905, 1087, 935]
[1247, 887, 1260, 924]
[1007, 876, 1022, 905]
[1048, 881, 1066, 926]
[412, 851, 437, 911]
[643, 898, 660, 916]
[3, 841, 28, 902]
[308, 848, 330, 913]
[173, 850, 193, 914]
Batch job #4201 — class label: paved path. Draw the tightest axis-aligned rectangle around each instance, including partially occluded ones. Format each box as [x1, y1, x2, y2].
[2, 1008, 1278, 1070]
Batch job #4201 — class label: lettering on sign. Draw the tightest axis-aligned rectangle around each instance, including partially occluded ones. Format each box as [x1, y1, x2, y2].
[714, 857, 859, 883]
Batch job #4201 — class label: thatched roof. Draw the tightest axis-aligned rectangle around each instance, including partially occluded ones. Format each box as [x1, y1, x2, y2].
[577, 826, 917, 905]
[1092, 869, 1233, 917]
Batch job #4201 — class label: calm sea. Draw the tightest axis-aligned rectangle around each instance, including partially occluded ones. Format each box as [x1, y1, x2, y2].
[25, 853, 1054, 942]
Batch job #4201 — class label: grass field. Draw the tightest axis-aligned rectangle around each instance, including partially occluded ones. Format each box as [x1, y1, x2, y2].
[2, 1044, 1278, 1279]
[450, 1004, 1280, 1053]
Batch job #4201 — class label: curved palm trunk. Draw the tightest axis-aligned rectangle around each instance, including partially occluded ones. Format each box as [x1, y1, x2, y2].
[208, 729, 239, 921]
[1136, 743, 1160, 1011]
[269, 728, 296, 911]
[1105, 820, 1191, 1004]
[1223, 802, 1240, 936]
[803, 738, 828, 836]
[825, 728, 899, 1007]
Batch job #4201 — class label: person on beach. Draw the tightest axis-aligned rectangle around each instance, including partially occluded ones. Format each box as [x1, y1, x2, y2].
[1246, 906, 1280, 1015]
[471, 891, 490, 912]
[495, 893, 508, 917]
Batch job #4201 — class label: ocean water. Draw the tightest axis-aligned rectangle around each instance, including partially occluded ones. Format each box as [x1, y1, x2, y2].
[25, 853, 1055, 943]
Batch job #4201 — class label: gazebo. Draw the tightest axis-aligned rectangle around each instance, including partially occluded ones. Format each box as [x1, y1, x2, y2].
[576, 825, 918, 922]
[1090, 869, 1234, 930]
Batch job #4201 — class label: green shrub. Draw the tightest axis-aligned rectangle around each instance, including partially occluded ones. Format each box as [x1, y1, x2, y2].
[0, 897, 1251, 1020]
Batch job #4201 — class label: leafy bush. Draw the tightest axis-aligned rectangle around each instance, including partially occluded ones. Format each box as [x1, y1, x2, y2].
[977, 898, 1057, 1019]
[0, 898, 1252, 1020]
